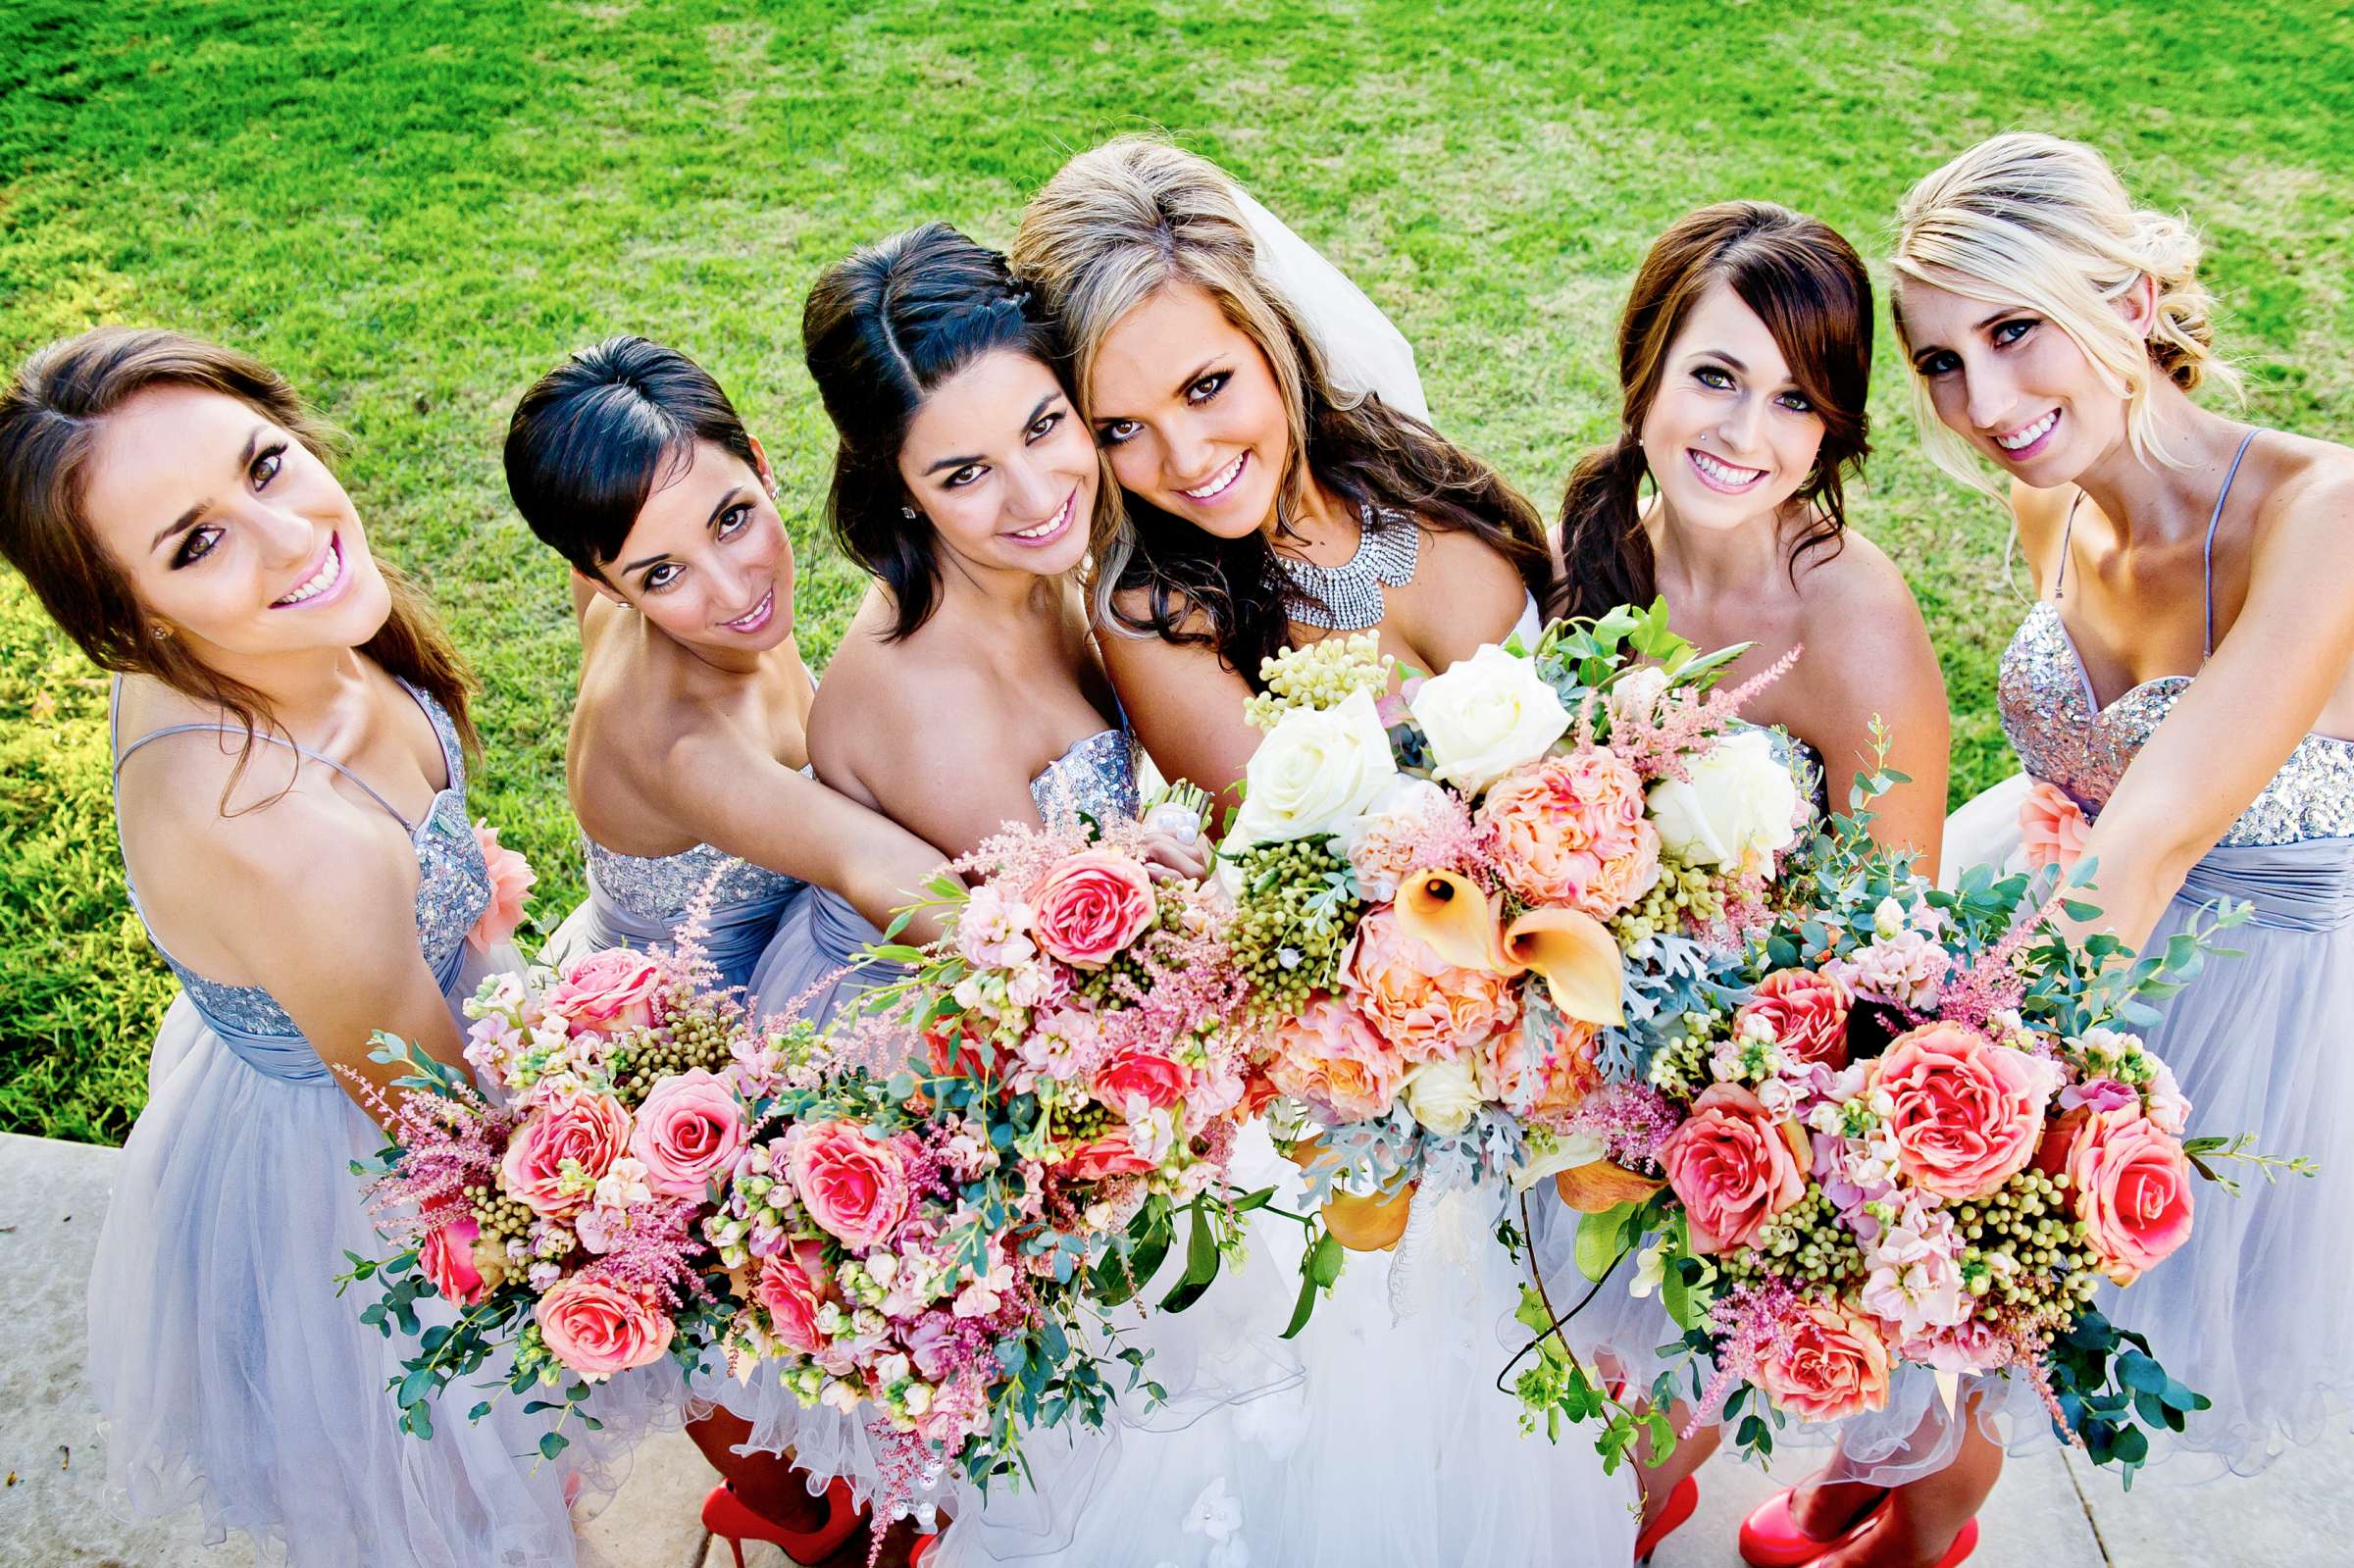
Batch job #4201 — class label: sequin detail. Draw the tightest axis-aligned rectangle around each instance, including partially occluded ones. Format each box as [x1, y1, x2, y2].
[1280, 502, 1419, 631]
[584, 837, 803, 924]
[1031, 729, 1144, 829]
[2000, 600, 2354, 848]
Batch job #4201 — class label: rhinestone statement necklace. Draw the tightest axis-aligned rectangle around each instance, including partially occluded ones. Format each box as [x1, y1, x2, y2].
[1278, 501, 1419, 631]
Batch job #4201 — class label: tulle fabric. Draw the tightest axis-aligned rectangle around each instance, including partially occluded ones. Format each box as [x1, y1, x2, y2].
[743, 883, 899, 1031]
[87, 944, 665, 1566]
[929, 1135, 1638, 1566]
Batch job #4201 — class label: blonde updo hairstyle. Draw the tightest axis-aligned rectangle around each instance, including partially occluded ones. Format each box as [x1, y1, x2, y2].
[1893, 131, 2240, 486]
[1011, 136, 1550, 683]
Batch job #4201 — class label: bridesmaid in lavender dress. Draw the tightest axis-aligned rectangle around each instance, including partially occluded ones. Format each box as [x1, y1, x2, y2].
[0, 329, 635, 1566]
[503, 337, 953, 1560]
[1776, 133, 2354, 1568]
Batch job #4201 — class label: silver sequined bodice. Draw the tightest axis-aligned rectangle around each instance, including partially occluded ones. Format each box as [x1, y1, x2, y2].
[2000, 599, 2354, 848]
[128, 686, 491, 1040]
[1030, 729, 1144, 828]
[584, 837, 803, 923]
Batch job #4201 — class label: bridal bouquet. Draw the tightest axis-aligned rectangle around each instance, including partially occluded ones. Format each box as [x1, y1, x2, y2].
[1529, 786, 2289, 1481]
[340, 930, 761, 1456]
[1221, 605, 1804, 1267]
[711, 801, 1273, 1494]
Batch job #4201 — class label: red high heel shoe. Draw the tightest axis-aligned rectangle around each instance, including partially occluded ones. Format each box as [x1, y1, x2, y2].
[702, 1479, 863, 1568]
[1635, 1474, 1699, 1562]
[1737, 1487, 1874, 1567]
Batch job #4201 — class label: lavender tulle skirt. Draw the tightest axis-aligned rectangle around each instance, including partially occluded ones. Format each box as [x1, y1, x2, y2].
[86, 944, 668, 1566]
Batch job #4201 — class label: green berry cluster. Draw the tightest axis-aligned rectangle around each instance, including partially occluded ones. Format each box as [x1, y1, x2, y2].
[1952, 1169, 2101, 1328]
[609, 1005, 736, 1102]
[1644, 1010, 1727, 1098]
[1230, 840, 1361, 1014]
[1609, 856, 1726, 949]
[1074, 899, 1183, 1007]
[1245, 632, 1392, 731]
[1721, 1184, 1867, 1291]
[465, 1183, 536, 1247]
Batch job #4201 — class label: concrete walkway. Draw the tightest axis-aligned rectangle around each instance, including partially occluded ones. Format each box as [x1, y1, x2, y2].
[4, 1130, 2344, 1566]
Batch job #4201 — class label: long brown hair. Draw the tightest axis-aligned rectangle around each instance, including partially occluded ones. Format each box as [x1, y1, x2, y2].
[0, 327, 476, 773]
[1555, 202, 1872, 622]
[1011, 137, 1554, 685]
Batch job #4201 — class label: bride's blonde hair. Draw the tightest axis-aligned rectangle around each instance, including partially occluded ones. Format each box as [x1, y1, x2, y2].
[1893, 131, 2240, 486]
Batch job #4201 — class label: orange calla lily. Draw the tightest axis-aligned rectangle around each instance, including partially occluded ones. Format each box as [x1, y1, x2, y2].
[1323, 1181, 1416, 1251]
[1394, 868, 1624, 1025]
[1554, 1160, 1666, 1213]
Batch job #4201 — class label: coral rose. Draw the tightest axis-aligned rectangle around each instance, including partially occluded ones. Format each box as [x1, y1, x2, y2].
[2020, 780, 2091, 875]
[629, 1068, 748, 1198]
[1267, 995, 1408, 1123]
[2058, 1108, 2195, 1285]
[544, 949, 666, 1035]
[1484, 1018, 1601, 1130]
[1479, 750, 1663, 918]
[754, 1239, 837, 1356]
[1092, 1046, 1192, 1114]
[500, 1091, 634, 1218]
[420, 1211, 487, 1306]
[1029, 851, 1156, 969]
[1058, 1128, 1160, 1181]
[535, 1276, 674, 1380]
[1659, 1082, 1810, 1253]
[466, 821, 536, 952]
[1755, 1298, 1893, 1420]
[1869, 1022, 2055, 1201]
[1736, 968, 1854, 1071]
[787, 1120, 918, 1250]
[1339, 906, 1521, 1064]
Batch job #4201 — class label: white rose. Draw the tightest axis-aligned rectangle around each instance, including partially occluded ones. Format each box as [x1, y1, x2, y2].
[1224, 688, 1397, 848]
[1408, 642, 1571, 793]
[1402, 1053, 1484, 1137]
[1510, 1129, 1607, 1191]
[1645, 729, 1801, 869]
[1609, 665, 1670, 725]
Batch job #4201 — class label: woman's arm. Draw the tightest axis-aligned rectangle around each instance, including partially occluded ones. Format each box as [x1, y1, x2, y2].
[2062, 465, 2354, 947]
[1098, 624, 1263, 822]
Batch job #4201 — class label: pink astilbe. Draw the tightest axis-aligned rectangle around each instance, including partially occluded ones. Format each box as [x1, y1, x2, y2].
[581, 1194, 715, 1310]
[1610, 647, 1804, 784]
[1565, 1079, 1682, 1171]
[1687, 1275, 1804, 1433]
[341, 1064, 512, 1243]
[1936, 886, 2071, 1031]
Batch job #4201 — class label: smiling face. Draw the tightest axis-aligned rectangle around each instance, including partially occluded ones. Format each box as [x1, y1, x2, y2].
[1637, 281, 1827, 533]
[79, 383, 392, 659]
[1087, 281, 1295, 539]
[1897, 272, 2129, 485]
[895, 348, 1097, 581]
[597, 438, 794, 649]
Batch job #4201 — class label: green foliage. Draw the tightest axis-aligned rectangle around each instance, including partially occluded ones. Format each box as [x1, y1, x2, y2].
[6, 0, 2351, 1141]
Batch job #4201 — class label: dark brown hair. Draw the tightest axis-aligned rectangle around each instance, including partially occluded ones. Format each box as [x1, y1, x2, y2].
[1554, 202, 1872, 621]
[0, 327, 477, 770]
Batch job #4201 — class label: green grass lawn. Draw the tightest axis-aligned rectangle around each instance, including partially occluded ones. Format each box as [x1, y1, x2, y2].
[4, 0, 2349, 1143]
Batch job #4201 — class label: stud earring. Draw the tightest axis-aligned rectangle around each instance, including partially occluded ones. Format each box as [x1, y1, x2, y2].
[901, 505, 918, 520]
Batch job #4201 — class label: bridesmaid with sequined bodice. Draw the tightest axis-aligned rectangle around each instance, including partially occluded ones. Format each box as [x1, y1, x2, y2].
[0, 329, 645, 1565]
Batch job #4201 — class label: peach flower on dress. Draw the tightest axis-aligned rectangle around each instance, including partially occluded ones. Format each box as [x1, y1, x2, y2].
[467, 821, 536, 951]
[2019, 780, 2091, 875]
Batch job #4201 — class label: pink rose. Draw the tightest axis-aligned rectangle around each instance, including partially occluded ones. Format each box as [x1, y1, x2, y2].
[420, 1211, 487, 1306]
[1479, 750, 1663, 918]
[1339, 906, 1521, 1065]
[788, 1120, 918, 1250]
[1737, 969, 1854, 1071]
[466, 821, 537, 952]
[534, 1276, 675, 1379]
[629, 1068, 748, 1198]
[1093, 1047, 1192, 1113]
[1870, 1022, 2054, 1201]
[1266, 995, 1408, 1123]
[1660, 1082, 1811, 1253]
[1755, 1298, 1893, 1420]
[545, 949, 666, 1036]
[1059, 1128, 1159, 1181]
[902, 1310, 961, 1381]
[500, 1092, 634, 1217]
[1028, 851, 1156, 968]
[2020, 780, 2090, 875]
[753, 1239, 837, 1356]
[2059, 1108, 2195, 1285]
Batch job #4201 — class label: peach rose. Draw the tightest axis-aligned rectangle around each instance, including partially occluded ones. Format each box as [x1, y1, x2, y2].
[1870, 1022, 2054, 1202]
[2059, 1108, 2195, 1285]
[1093, 1046, 1192, 1114]
[629, 1068, 748, 1198]
[1339, 906, 1521, 1064]
[466, 821, 536, 952]
[500, 1091, 634, 1217]
[535, 1276, 674, 1379]
[754, 1239, 837, 1356]
[544, 949, 666, 1036]
[1267, 995, 1408, 1123]
[1484, 1018, 1601, 1129]
[787, 1120, 918, 1250]
[2020, 780, 2091, 875]
[1029, 850, 1156, 969]
[1736, 968, 1854, 1071]
[1478, 751, 1663, 918]
[420, 1210, 487, 1306]
[1660, 1082, 1810, 1253]
[1058, 1128, 1160, 1181]
[1755, 1298, 1893, 1420]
